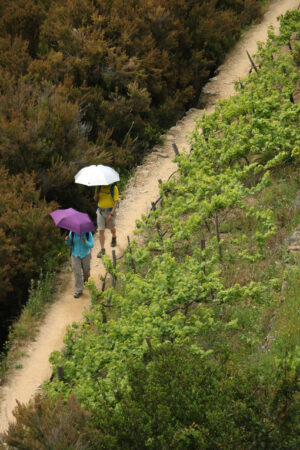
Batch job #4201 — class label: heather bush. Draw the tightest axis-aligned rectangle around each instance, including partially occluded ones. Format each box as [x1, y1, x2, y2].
[2, 394, 101, 449]
[0, 168, 64, 342]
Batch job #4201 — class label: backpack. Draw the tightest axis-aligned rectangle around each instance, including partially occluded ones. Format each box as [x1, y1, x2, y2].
[96, 183, 116, 200]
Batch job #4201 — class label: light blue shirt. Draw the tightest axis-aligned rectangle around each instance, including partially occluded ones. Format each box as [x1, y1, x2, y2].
[66, 231, 94, 258]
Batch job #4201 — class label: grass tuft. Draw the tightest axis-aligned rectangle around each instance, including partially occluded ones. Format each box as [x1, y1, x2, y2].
[0, 271, 57, 384]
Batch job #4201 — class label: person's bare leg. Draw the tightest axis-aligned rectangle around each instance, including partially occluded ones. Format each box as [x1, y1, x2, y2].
[99, 230, 105, 249]
[111, 228, 117, 247]
[97, 230, 106, 257]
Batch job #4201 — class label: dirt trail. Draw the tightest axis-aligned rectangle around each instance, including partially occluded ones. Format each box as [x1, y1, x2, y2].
[0, 0, 299, 435]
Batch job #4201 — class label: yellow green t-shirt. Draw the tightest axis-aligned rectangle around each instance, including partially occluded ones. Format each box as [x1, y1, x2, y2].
[97, 185, 119, 209]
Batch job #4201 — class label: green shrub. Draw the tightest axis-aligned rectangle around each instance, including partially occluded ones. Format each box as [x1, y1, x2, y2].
[3, 346, 299, 449]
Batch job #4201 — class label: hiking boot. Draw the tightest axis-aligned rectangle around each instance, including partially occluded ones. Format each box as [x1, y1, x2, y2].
[97, 248, 105, 258]
[74, 291, 82, 298]
[111, 237, 117, 247]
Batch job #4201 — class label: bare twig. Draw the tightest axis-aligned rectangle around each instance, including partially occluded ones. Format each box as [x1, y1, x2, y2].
[246, 50, 258, 73]
[57, 366, 64, 382]
[172, 143, 180, 156]
[112, 250, 117, 287]
[166, 299, 200, 315]
[127, 235, 136, 272]
[121, 121, 135, 146]
[145, 336, 153, 356]
[215, 210, 222, 260]
[101, 272, 108, 292]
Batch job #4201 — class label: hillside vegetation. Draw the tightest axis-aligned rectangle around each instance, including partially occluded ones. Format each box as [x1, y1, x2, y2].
[0, 0, 262, 345]
[3, 9, 300, 449]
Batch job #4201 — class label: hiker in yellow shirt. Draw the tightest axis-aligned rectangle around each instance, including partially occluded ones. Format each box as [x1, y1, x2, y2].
[94, 184, 119, 257]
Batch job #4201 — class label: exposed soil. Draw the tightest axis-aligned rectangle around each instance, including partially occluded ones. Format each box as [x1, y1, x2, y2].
[1, 0, 299, 435]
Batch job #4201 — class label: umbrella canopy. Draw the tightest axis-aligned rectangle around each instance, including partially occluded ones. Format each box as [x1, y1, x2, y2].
[50, 208, 96, 234]
[75, 164, 120, 187]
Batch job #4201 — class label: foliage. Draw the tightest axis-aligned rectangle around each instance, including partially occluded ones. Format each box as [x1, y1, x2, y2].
[95, 345, 299, 449]
[4, 3, 300, 449]
[5, 9, 295, 448]
[0, 271, 58, 384]
[0, 0, 263, 346]
[0, 0, 262, 176]
[0, 80, 112, 201]
[1, 394, 101, 449]
[0, 167, 64, 343]
[3, 344, 299, 449]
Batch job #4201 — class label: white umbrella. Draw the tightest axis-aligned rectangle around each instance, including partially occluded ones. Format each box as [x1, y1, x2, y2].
[75, 164, 120, 186]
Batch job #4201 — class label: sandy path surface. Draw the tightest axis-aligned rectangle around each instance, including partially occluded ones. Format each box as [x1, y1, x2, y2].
[1, 0, 299, 435]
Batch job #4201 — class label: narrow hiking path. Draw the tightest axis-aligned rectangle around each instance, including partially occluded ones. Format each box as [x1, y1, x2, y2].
[1, 0, 299, 435]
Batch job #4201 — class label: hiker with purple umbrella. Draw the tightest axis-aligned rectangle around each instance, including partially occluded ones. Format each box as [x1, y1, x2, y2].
[50, 208, 95, 298]
[65, 231, 94, 298]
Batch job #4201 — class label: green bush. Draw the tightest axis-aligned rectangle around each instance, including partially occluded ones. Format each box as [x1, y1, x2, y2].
[3, 346, 299, 449]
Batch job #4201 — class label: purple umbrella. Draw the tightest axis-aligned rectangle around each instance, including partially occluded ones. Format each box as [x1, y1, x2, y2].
[50, 208, 96, 235]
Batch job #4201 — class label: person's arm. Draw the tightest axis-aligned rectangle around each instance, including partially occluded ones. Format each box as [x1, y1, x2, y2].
[108, 185, 119, 220]
[94, 188, 99, 202]
[111, 200, 118, 215]
[107, 200, 118, 221]
[81, 232, 94, 248]
[65, 231, 72, 245]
